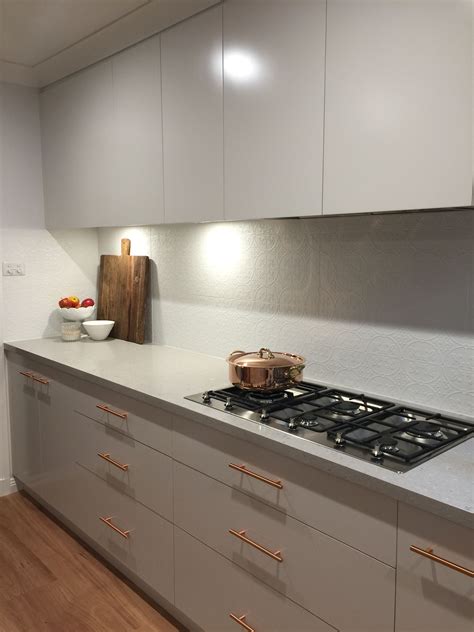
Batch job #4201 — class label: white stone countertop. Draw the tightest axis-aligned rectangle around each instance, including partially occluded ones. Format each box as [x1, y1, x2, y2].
[4, 337, 473, 529]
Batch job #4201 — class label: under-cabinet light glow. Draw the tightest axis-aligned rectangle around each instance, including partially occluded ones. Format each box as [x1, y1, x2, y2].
[201, 224, 242, 271]
[224, 49, 261, 83]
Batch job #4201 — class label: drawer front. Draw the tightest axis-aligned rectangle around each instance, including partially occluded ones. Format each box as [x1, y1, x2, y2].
[64, 465, 174, 603]
[175, 527, 334, 632]
[51, 366, 172, 455]
[396, 503, 474, 632]
[73, 411, 173, 520]
[173, 415, 396, 565]
[174, 461, 395, 632]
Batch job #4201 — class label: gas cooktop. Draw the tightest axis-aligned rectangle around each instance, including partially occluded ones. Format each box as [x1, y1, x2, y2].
[185, 382, 474, 472]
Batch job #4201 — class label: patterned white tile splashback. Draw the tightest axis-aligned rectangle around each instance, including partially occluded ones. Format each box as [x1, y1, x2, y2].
[98, 210, 474, 416]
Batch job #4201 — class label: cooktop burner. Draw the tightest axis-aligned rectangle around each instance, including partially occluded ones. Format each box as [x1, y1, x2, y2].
[405, 421, 445, 439]
[186, 383, 474, 473]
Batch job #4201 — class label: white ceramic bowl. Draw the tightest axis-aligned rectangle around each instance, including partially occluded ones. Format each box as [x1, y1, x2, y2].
[60, 305, 96, 321]
[83, 320, 115, 341]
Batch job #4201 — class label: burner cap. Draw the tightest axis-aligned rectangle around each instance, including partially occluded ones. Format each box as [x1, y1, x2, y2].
[406, 421, 444, 439]
[297, 413, 320, 428]
[246, 391, 290, 406]
[380, 437, 399, 452]
[332, 400, 361, 413]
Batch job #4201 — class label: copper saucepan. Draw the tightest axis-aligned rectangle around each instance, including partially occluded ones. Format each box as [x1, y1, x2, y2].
[227, 347, 306, 392]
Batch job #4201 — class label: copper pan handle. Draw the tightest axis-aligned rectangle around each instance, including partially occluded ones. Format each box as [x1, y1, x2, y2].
[258, 347, 275, 359]
[229, 350, 246, 358]
[288, 364, 305, 379]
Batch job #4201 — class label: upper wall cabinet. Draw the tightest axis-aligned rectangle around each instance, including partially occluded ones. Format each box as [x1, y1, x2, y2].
[223, 0, 326, 220]
[111, 37, 164, 226]
[323, 0, 473, 215]
[41, 61, 116, 228]
[41, 37, 164, 228]
[161, 6, 224, 223]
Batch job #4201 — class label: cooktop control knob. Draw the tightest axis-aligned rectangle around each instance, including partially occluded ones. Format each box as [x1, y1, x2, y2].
[202, 391, 211, 403]
[334, 432, 346, 449]
[371, 442, 383, 461]
[260, 409, 270, 421]
[288, 418, 299, 430]
[224, 397, 233, 410]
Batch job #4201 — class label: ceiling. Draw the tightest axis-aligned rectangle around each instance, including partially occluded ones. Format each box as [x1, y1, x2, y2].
[0, 0, 151, 66]
[0, 0, 218, 87]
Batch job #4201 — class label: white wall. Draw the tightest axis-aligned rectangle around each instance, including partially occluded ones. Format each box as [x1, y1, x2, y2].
[99, 210, 474, 417]
[0, 82, 99, 494]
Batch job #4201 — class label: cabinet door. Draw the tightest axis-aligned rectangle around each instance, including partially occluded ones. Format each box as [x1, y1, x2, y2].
[396, 503, 473, 632]
[36, 374, 79, 516]
[223, 0, 326, 220]
[323, 0, 472, 214]
[41, 38, 163, 228]
[112, 36, 164, 226]
[162, 6, 224, 223]
[41, 60, 117, 228]
[7, 360, 41, 488]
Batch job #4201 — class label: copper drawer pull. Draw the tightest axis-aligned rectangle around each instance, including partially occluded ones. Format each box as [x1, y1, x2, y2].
[19, 371, 34, 378]
[229, 529, 283, 562]
[98, 452, 129, 472]
[96, 404, 128, 419]
[410, 545, 474, 578]
[229, 613, 255, 632]
[99, 516, 130, 539]
[229, 463, 283, 489]
[32, 375, 49, 385]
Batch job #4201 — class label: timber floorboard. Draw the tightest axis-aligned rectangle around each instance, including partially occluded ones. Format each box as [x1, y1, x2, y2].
[0, 492, 184, 632]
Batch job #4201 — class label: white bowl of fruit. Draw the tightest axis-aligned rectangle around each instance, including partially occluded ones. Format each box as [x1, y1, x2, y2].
[58, 296, 96, 321]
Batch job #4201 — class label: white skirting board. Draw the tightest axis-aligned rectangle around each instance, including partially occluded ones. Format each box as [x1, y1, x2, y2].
[0, 477, 17, 497]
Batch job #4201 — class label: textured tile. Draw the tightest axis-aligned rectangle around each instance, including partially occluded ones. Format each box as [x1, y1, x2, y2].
[97, 209, 474, 416]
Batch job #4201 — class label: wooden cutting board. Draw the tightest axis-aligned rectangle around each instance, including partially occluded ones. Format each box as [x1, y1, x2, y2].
[97, 238, 149, 344]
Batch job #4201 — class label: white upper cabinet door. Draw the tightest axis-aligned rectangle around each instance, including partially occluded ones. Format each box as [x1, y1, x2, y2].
[223, 0, 326, 220]
[41, 37, 163, 228]
[111, 36, 164, 226]
[323, 0, 473, 215]
[161, 6, 223, 223]
[41, 61, 117, 228]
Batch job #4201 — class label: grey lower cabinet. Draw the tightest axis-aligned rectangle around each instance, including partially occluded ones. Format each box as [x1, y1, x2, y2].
[7, 357, 43, 490]
[395, 504, 474, 632]
[6, 351, 473, 632]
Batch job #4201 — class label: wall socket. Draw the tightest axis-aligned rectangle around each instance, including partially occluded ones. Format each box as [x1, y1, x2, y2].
[2, 262, 26, 276]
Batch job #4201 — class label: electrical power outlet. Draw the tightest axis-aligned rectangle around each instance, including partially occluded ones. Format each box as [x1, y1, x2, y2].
[2, 262, 26, 276]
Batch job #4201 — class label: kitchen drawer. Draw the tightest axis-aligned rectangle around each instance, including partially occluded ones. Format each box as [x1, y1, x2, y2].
[174, 461, 395, 632]
[173, 415, 397, 565]
[51, 367, 172, 455]
[175, 527, 334, 632]
[396, 503, 474, 632]
[73, 411, 173, 520]
[64, 464, 174, 604]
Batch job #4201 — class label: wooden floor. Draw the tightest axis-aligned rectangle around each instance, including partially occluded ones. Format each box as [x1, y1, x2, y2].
[0, 492, 184, 632]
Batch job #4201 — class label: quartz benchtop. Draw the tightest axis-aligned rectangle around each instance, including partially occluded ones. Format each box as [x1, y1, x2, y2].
[5, 337, 473, 529]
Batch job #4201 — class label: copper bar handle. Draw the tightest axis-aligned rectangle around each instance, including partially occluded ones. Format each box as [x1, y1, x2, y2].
[410, 545, 474, 578]
[229, 463, 283, 490]
[229, 613, 255, 632]
[96, 404, 128, 419]
[19, 371, 34, 378]
[229, 529, 283, 563]
[32, 375, 50, 385]
[98, 452, 129, 472]
[99, 516, 130, 539]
